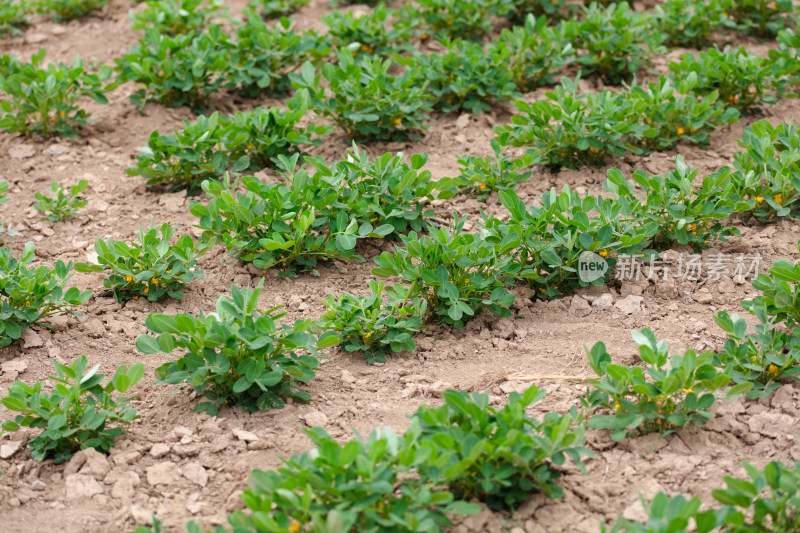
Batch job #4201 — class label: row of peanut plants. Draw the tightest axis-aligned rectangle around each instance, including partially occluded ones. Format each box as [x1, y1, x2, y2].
[4, 226, 800, 532]
[2, 1, 799, 142]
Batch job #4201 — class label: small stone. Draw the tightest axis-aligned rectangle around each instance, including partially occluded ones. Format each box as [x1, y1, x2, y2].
[693, 288, 713, 304]
[146, 462, 180, 486]
[492, 318, 515, 340]
[1, 359, 27, 376]
[43, 143, 70, 157]
[430, 381, 452, 394]
[130, 504, 154, 525]
[748, 412, 795, 438]
[30, 480, 46, 491]
[20, 329, 43, 348]
[0, 440, 23, 459]
[82, 448, 110, 479]
[569, 295, 592, 317]
[456, 114, 471, 129]
[615, 295, 643, 315]
[592, 293, 614, 308]
[183, 462, 209, 487]
[302, 410, 328, 428]
[232, 428, 259, 443]
[64, 450, 88, 476]
[64, 474, 104, 500]
[8, 145, 35, 159]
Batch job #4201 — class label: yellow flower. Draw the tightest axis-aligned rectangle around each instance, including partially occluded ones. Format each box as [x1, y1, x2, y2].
[153, 278, 159, 285]
[290, 523, 301, 533]
[126, 275, 133, 282]
[394, 118, 402, 125]
[614, 401, 620, 410]
[755, 196, 764, 203]
[538, 287, 546, 293]
[774, 193, 783, 204]
[677, 127, 685, 135]
[144, 287, 149, 294]
[25, 300, 30, 306]
[682, 388, 693, 393]
[598, 249, 608, 257]
[364, 332, 371, 338]
[246, 145, 254, 150]
[166, 270, 171, 274]
[479, 183, 486, 190]
[769, 364, 778, 374]
[420, 33, 429, 40]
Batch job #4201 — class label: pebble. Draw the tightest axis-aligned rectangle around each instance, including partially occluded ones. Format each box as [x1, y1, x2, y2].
[232, 428, 258, 443]
[0, 440, 23, 459]
[146, 462, 180, 486]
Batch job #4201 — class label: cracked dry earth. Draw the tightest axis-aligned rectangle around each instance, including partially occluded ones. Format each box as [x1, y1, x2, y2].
[2, 1, 800, 532]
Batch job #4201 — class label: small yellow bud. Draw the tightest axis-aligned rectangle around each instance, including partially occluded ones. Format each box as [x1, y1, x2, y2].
[394, 118, 402, 125]
[290, 523, 301, 533]
[755, 196, 764, 203]
[774, 193, 783, 204]
[126, 275, 133, 282]
[677, 127, 685, 135]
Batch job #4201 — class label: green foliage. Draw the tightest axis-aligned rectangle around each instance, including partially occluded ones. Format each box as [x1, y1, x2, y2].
[299, 146, 439, 238]
[497, 77, 643, 170]
[583, 329, 748, 442]
[246, 0, 310, 19]
[0, 180, 20, 244]
[0, 1, 29, 36]
[190, 158, 393, 278]
[416, 0, 512, 41]
[715, 307, 800, 400]
[33, 179, 88, 222]
[732, 120, 800, 223]
[322, 4, 416, 56]
[0, 356, 143, 463]
[75, 223, 211, 303]
[489, 14, 574, 92]
[0, 50, 112, 138]
[294, 56, 431, 142]
[714, 461, 800, 532]
[743, 240, 800, 329]
[228, 16, 329, 98]
[221, 426, 479, 532]
[33, 0, 108, 21]
[626, 75, 739, 153]
[564, 2, 663, 84]
[721, 0, 796, 37]
[481, 186, 643, 299]
[407, 385, 591, 510]
[115, 25, 233, 111]
[0, 242, 91, 348]
[654, 0, 729, 48]
[137, 281, 339, 415]
[604, 156, 747, 251]
[319, 280, 426, 364]
[668, 47, 780, 115]
[130, 0, 226, 36]
[440, 135, 536, 200]
[504, 0, 572, 22]
[601, 492, 717, 533]
[605, 461, 800, 532]
[372, 216, 516, 328]
[405, 38, 517, 114]
[126, 93, 329, 194]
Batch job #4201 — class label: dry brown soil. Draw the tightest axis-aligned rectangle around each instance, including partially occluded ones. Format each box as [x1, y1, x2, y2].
[1, 1, 800, 532]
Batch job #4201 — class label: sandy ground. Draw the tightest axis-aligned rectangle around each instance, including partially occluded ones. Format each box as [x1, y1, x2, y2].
[1, 1, 800, 532]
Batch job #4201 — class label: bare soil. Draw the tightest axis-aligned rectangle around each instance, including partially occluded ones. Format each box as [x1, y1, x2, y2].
[1, 2, 800, 532]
